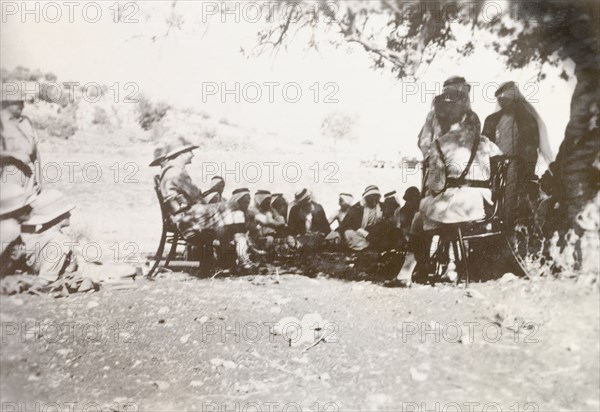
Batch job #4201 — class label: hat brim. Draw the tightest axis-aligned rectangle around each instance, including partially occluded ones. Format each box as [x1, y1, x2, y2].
[23, 204, 75, 226]
[0, 192, 36, 217]
[165, 144, 199, 160]
[149, 157, 164, 167]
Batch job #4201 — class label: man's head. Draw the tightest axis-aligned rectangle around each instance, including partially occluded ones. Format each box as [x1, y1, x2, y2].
[271, 194, 288, 217]
[231, 188, 251, 211]
[210, 176, 225, 194]
[495, 81, 520, 110]
[403, 186, 421, 207]
[362, 185, 381, 208]
[255, 190, 272, 212]
[294, 188, 312, 212]
[434, 91, 470, 132]
[1, 100, 24, 118]
[163, 136, 198, 167]
[338, 193, 354, 210]
[1, 84, 26, 118]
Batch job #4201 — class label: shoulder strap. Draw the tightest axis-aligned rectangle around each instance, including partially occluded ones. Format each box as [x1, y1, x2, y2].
[434, 133, 481, 193]
[457, 134, 481, 183]
[158, 165, 174, 181]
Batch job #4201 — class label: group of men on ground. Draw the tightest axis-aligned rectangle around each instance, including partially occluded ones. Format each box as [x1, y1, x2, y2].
[150, 133, 423, 274]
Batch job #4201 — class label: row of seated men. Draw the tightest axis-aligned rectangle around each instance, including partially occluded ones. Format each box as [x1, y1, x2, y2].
[151, 136, 422, 273]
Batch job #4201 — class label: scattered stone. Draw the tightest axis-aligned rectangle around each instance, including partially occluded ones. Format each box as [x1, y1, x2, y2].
[153, 381, 170, 390]
[56, 349, 72, 356]
[409, 367, 428, 382]
[157, 306, 170, 315]
[87, 300, 99, 309]
[222, 360, 236, 369]
[180, 334, 191, 344]
[190, 381, 202, 387]
[465, 289, 486, 300]
[27, 375, 40, 382]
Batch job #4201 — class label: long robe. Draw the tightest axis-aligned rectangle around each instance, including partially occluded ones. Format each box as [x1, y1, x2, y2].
[482, 105, 540, 226]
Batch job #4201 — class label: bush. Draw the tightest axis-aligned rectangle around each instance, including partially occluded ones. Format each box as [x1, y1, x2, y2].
[136, 95, 171, 131]
[44, 72, 58, 82]
[92, 107, 110, 126]
[30, 104, 78, 139]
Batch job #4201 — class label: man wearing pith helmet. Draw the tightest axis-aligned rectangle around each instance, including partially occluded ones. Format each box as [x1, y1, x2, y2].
[157, 135, 231, 273]
[1, 82, 42, 197]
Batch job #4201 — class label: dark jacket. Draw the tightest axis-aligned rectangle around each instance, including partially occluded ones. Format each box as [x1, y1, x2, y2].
[288, 201, 330, 236]
[338, 202, 384, 234]
[482, 106, 539, 180]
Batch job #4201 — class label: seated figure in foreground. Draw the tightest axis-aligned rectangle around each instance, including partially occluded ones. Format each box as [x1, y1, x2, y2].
[397, 90, 502, 286]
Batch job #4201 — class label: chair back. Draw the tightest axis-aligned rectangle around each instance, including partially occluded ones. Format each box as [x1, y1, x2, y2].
[154, 175, 177, 232]
[487, 155, 510, 222]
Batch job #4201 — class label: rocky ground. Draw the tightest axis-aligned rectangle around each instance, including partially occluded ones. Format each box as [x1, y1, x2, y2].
[1, 272, 599, 411]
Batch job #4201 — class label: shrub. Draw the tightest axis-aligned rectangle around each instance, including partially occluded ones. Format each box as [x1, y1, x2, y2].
[29, 69, 44, 81]
[92, 107, 110, 126]
[44, 72, 58, 82]
[136, 95, 171, 131]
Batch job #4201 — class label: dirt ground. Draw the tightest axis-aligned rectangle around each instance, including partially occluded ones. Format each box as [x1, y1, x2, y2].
[1, 135, 599, 411]
[1, 273, 599, 411]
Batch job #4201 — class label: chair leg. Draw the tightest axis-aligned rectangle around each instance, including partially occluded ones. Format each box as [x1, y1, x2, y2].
[148, 228, 168, 278]
[457, 227, 469, 288]
[164, 232, 179, 268]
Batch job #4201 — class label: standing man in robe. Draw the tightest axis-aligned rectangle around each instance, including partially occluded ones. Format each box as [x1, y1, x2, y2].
[482, 81, 554, 227]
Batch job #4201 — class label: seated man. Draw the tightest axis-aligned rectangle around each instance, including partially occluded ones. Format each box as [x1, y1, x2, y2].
[339, 185, 393, 251]
[325, 193, 354, 243]
[382, 191, 401, 220]
[20, 190, 137, 292]
[288, 188, 330, 237]
[254, 191, 287, 234]
[221, 188, 254, 270]
[328, 193, 353, 228]
[394, 186, 421, 243]
[396, 92, 502, 286]
[157, 136, 227, 272]
[270, 193, 288, 224]
[204, 176, 226, 203]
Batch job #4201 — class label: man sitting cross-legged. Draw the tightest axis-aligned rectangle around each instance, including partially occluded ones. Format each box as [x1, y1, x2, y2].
[339, 185, 394, 252]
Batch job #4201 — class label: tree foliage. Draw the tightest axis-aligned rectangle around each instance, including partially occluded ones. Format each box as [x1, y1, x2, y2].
[250, 0, 599, 80]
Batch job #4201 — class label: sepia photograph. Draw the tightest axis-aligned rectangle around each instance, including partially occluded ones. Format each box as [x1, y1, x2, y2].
[0, 1, 599, 410]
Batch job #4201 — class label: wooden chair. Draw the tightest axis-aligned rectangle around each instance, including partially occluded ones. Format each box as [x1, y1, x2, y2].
[147, 175, 190, 277]
[428, 156, 510, 287]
